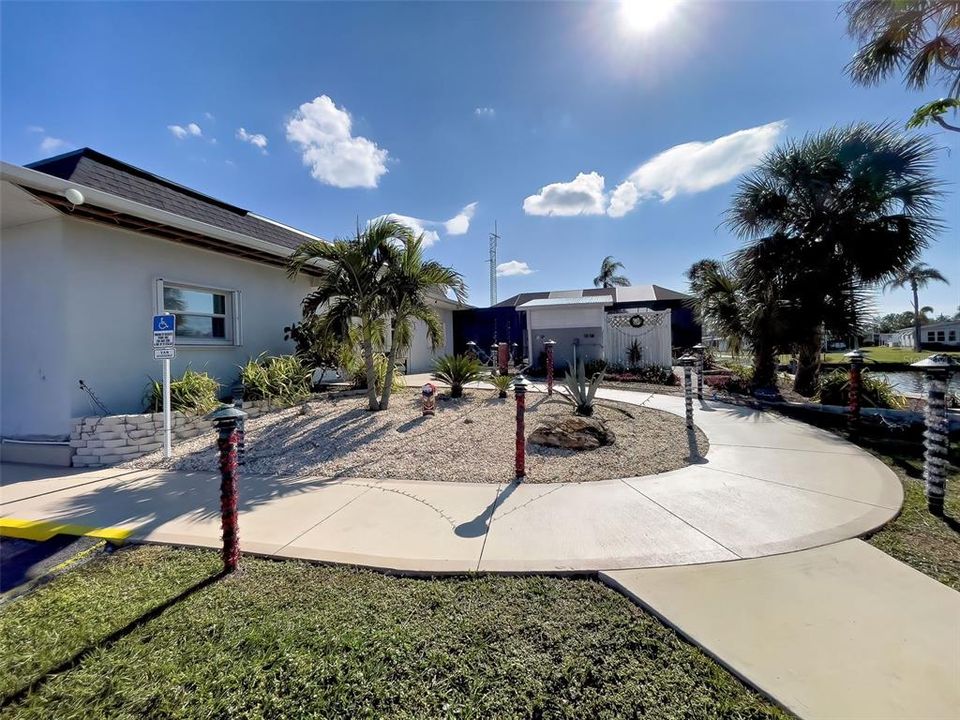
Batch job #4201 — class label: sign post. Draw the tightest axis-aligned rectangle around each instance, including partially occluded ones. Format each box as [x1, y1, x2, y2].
[153, 314, 176, 459]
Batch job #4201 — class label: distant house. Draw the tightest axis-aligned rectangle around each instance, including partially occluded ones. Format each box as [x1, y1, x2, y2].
[1, 149, 458, 463]
[451, 285, 699, 369]
[895, 320, 960, 349]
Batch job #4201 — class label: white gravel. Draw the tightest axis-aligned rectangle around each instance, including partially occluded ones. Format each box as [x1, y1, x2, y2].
[122, 389, 708, 483]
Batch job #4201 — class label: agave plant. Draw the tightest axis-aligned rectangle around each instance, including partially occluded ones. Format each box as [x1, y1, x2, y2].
[559, 346, 605, 416]
[433, 354, 486, 398]
[489, 373, 514, 399]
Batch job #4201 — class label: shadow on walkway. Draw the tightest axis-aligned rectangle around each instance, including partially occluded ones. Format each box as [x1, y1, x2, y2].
[455, 482, 520, 539]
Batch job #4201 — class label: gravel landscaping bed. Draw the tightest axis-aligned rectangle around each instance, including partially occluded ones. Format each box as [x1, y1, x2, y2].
[122, 389, 708, 483]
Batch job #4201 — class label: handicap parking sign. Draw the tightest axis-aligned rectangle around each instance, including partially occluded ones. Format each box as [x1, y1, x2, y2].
[153, 315, 176, 333]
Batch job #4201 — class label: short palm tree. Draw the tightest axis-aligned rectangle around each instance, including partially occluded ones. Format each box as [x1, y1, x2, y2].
[379, 233, 466, 410]
[884, 263, 949, 351]
[727, 123, 944, 395]
[593, 256, 631, 289]
[433, 355, 486, 398]
[287, 218, 410, 411]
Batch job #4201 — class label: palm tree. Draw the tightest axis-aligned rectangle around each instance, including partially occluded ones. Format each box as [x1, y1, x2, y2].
[287, 218, 411, 411]
[727, 123, 944, 395]
[593, 256, 631, 289]
[884, 263, 950, 351]
[378, 233, 467, 410]
[844, 1, 960, 131]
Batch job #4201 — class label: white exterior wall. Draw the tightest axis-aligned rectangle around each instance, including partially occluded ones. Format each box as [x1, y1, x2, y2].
[405, 307, 454, 373]
[2, 216, 314, 438]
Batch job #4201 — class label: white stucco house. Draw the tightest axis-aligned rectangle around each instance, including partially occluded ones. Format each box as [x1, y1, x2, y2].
[893, 321, 960, 348]
[1, 149, 457, 463]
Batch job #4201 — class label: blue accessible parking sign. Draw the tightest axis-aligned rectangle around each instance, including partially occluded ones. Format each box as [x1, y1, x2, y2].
[153, 314, 176, 333]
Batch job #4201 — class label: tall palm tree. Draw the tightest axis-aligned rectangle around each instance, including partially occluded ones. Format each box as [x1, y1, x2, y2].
[593, 256, 631, 289]
[727, 123, 944, 395]
[378, 233, 467, 410]
[844, 0, 960, 131]
[287, 218, 411, 411]
[884, 263, 950, 350]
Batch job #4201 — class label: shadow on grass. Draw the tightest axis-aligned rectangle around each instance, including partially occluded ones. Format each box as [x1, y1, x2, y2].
[0, 568, 223, 709]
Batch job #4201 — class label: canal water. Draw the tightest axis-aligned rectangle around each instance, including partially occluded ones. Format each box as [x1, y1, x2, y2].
[870, 370, 960, 396]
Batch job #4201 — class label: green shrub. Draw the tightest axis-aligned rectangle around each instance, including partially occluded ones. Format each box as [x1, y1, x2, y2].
[558, 346, 605, 417]
[145, 368, 220, 415]
[814, 368, 906, 409]
[433, 355, 486, 398]
[605, 365, 677, 385]
[584, 359, 609, 376]
[240, 354, 312, 404]
[347, 352, 404, 394]
[489, 373, 514, 398]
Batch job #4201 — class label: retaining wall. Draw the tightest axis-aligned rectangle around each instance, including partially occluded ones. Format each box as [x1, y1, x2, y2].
[70, 400, 279, 468]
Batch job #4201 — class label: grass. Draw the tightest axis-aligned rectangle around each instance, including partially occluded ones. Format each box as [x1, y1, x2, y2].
[820, 347, 960, 364]
[862, 444, 960, 591]
[0, 546, 787, 719]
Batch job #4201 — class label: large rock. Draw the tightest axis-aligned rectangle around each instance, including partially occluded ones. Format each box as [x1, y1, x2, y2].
[528, 415, 615, 451]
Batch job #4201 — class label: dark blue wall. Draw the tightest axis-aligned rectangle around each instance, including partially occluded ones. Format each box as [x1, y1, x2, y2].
[452, 308, 527, 359]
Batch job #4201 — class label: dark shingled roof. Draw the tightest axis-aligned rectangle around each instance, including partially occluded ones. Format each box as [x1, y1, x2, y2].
[26, 148, 318, 252]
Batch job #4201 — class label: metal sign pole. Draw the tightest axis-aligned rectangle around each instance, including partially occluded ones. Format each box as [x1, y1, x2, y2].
[153, 312, 176, 460]
[163, 356, 172, 459]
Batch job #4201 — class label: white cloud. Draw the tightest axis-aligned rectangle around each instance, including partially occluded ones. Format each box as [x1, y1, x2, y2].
[607, 120, 786, 215]
[204, 111, 216, 121]
[497, 260, 534, 277]
[168, 122, 203, 139]
[475, 107, 496, 118]
[27, 125, 44, 134]
[373, 201, 478, 248]
[521, 121, 786, 219]
[522, 171, 607, 216]
[39, 136, 69, 154]
[285, 95, 388, 189]
[443, 202, 477, 235]
[236, 127, 268, 153]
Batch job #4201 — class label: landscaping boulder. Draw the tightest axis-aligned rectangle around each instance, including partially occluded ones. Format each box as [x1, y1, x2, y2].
[528, 416, 615, 451]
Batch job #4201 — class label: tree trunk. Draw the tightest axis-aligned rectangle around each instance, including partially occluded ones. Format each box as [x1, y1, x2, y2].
[361, 329, 379, 411]
[912, 281, 922, 352]
[751, 340, 778, 390]
[793, 340, 821, 397]
[380, 340, 399, 411]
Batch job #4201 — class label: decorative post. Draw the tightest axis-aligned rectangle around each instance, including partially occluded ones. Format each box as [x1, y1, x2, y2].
[911, 355, 956, 516]
[421, 382, 437, 417]
[692, 343, 705, 401]
[498, 342, 509, 374]
[490, 343, 499, 369]
[231, 384, 246, 466]
[207, 405, 248, 573]
[544, 339, 556, 396]
[679, 354, 696, 430]
[514, 374, 529, 480]
[844, 349, 865, 437]
[465, 340, 477, 359]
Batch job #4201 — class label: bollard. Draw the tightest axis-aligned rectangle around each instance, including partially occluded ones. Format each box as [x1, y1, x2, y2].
[207, 405, 248, 573]
[844, 349, 865, 437]
[911, 355, 956, 516]
[692, 343, 705, 401]
[422, 382, 437, 417]
[544, 339, 556, 396]
[231, 384, 246, 466]
[465, 340, 478, 359]
[498, 343, 509, 375]
[514, 374, 529, 480]
[490, 343, 499, 369]
[679, 354, 696, 429]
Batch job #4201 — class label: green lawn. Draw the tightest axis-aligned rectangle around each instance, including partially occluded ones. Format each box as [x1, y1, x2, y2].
[0, 545, 786, 719]
[821, 347, 960, 364]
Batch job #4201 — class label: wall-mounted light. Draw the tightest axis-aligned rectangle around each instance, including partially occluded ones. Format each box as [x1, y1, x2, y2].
[64, 188, 85, 206]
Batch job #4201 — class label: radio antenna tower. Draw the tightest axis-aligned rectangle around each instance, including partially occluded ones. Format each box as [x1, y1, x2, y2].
[488, 221, 500, 307]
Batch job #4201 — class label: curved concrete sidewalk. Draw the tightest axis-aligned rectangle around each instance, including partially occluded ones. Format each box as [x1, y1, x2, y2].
[0, 388, 901, 573]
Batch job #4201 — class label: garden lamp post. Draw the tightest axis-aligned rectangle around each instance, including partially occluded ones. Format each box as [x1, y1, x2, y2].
[692, 343, 706, 401]
[911, 354, 956, 516]
[679, 354, 697, 429]
[231, 384, 246, 465]
[207, 404, 248, 573]
[490, 343, 499, 368]
[544, 339, 557, 396]
[844, 349, 865, 437]
[465, 340, 477, 359]
[514, 374, 529, 480]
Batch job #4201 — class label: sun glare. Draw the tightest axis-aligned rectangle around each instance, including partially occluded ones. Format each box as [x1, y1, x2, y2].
[620, 0, 681, 33]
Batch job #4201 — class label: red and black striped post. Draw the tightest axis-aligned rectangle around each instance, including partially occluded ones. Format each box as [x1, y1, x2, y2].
[544, 339, 556, 396]
[514, 375, 529, 480]
[208, 405, 248, 573]
[845, 349, 864, 437]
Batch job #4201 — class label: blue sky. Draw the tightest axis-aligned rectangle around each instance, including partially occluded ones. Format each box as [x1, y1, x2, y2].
[2, 1, 957, 314]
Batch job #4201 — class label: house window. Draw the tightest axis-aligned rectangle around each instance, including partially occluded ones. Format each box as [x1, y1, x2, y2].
[927, 331, 935, 342]
[950, 330, 957, 342]
[937, 330, 945, 342]
[157, 280, 240, 345]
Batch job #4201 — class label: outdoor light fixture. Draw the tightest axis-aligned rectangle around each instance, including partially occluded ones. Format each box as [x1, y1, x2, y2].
[64, 188, 84, 206]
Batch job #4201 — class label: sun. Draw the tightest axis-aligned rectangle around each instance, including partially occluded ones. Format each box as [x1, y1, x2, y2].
[620, 0, 682, 33]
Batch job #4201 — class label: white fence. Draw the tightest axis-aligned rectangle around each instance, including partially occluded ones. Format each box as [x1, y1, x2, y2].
[604, 310, 672, 368]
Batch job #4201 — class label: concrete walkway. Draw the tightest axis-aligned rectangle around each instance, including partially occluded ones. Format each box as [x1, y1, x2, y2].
[603, 540, 960, 720]
[1, 389, 900, 572]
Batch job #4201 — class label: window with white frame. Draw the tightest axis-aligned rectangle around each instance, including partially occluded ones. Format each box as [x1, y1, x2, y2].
[949, 330, 957, 342]
[156, 280, 241, 345]
[927, 331, 936, 341]
[937, 330, 945, 342]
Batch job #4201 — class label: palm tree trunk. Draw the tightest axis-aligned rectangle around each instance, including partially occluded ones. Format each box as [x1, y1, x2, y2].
[752, 339, 778, 389]
[793, 339, 821, 397]
[912, 281, 921, 352]
[361, 327, 379, 411]
[380, 334, 398, 411]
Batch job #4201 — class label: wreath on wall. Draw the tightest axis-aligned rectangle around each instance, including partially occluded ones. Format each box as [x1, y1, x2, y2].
[628, 314, 645, 328]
